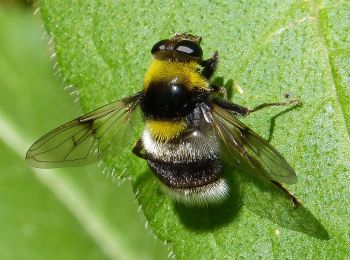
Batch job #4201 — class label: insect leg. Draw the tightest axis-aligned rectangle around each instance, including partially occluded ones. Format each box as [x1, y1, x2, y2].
[246, 99, 301, 115]
[211, 98, 252, 116]
[271, 180, 300, 208]
[200, 51, 218, 79]
[132, 139, 148, 160]
[212, 98, 301, 116]
[132, 139, 168, 164]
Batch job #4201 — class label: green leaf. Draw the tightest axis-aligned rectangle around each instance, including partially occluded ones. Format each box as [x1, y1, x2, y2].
[39, 0, 350, 258]
[0, 7, 168, 260]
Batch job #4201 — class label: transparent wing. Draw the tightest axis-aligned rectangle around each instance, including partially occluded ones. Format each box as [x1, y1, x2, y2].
[26, 93, 142, 168]
[210, 104, 297, 184]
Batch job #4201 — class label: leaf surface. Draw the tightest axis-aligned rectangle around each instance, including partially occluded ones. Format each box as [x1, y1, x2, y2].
[39, 0, 350, 258]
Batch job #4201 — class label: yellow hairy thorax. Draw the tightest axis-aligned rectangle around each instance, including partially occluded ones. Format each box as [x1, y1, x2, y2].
[144, 59, 209, 90]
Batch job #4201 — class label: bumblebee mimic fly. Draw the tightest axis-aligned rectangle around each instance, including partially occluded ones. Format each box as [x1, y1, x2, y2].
[26, 33, 301, 206]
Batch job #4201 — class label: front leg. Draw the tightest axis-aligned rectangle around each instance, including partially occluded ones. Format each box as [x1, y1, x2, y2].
[246, 99, 302, 115]
[212, 97, 301, 116]
[200, 51, 219, 79]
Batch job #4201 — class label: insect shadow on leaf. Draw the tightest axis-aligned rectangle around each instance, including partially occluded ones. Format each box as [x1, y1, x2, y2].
[267, 103, 302, 142]
[238, 171, 330, 240]
[173, 166, 241, 231]
[172, 162, 329, 239]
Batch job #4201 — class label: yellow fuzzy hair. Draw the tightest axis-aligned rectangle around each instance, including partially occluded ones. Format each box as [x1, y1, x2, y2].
[146, 120, 187, 142]
[144, 59, 209, 90]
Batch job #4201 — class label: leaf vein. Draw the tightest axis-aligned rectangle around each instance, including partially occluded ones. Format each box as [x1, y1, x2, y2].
[310, 0, 350, 141]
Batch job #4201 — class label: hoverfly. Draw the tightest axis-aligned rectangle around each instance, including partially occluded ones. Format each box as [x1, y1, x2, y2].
[26, 33, 300, 205]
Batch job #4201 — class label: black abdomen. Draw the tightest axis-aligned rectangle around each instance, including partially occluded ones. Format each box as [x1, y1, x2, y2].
[147, 158, 222, 189]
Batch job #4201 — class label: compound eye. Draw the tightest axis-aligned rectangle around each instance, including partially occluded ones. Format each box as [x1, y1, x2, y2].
[151, 40, 168, 54]
[174, 40, 203, 58]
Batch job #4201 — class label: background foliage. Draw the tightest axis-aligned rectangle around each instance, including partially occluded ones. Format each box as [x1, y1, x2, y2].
[0, 3, 168, 260]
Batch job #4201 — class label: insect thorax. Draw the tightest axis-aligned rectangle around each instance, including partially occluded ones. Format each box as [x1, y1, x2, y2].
[141, 59, 210, 138]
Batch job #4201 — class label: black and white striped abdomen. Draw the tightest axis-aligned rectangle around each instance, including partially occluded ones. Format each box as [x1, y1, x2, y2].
[142, 129, 228, 204]
[142, 128, 218, 163]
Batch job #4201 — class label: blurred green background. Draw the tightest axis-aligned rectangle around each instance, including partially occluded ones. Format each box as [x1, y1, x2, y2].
[0, 2, 168, 259]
